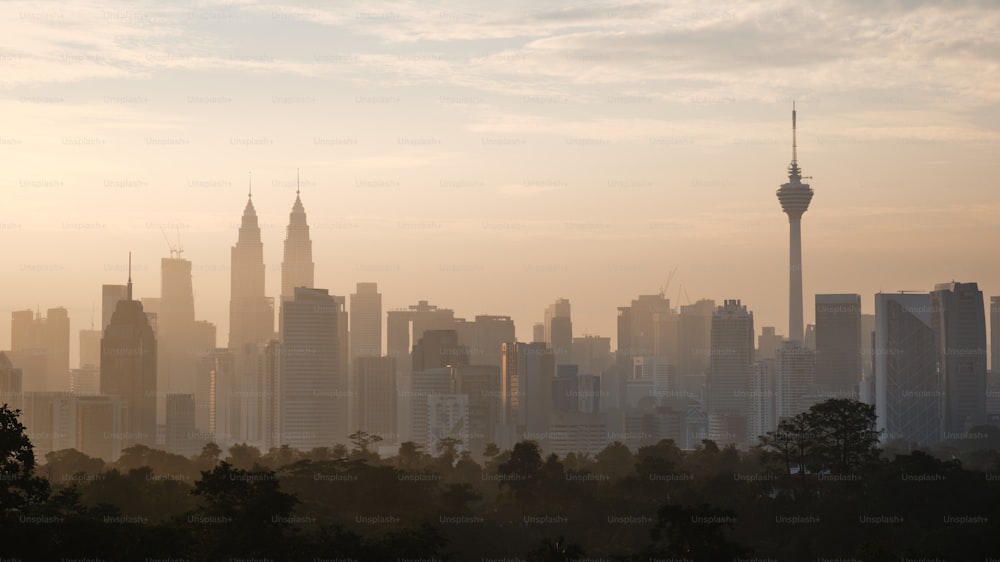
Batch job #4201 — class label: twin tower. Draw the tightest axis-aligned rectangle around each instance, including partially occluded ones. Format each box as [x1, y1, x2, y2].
[229, 174, 314, 350]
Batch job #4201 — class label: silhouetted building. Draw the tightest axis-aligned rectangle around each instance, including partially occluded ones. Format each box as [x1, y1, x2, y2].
[776, 104, 813, 343]
[196, 348, 235, 444]
[70, 367, 99, 395]
[279, 287, 343, 450]
[451, 364, 502, 456]
[991, 297, 1000, 375]
[861, 313, 875, 382]
[707, 299, 754, 447]
[10, 307, 70, 392]
[354, 356, 397, 442]
[22, 391, 76, 458]
[102, 284, 127, 332]
[229, 189, 275, 350]
[165, 393, 197, 456]
[931, 282, 988, 434]
[410, 367, 452, 450]
[281, 178, 315, 299]
[500, 341, 554, 444]
[874, 293, 939, 445]
[678, 299, 714, 376]
[618, 294, 675, 360]
[776, 342, 817, 420]
[749, 358, 776, 439]
[571, 335, 612, 376]
[468, 315, 515, 367]
[544, 299, 572, 365]
[76, 394, 122, 461]
[100, 268, 156, 448]
[387, 300, 456, 376]
[412, 329, 468, 372]
[757, 326, 784, 362]
[79, 328, 101, 369]
[350, 282, 382, 361]
[815, 294, 862, 399]
[0, 352, 23, 411]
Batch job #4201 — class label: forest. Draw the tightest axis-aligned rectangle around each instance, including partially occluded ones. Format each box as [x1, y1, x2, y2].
[2, 399, 999, 561]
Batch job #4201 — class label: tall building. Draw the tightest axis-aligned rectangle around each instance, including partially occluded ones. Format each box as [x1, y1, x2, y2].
[873, 293, 939, 445]
[0, 352, 23, 411]
[469, 315, 516, 368]
[500, 341, 554, 443]
[930, 282, 987, 434]
[197, 348, 235, 444]
[992, 296, 1000, 375]
[165, 393, 197, 456]
[100, 265, 157, 448]
[386, 300, 456, 376]
[350, 282, 382, 361]
[280, 175, 315, 299]
[617, 294, 674, 360]
[10, 307, 70, 392]
[279, 287, 343, 450]
[79, 328, 101, 369]
[572, 335, 613, 376]
[544, 299, 572, 365]
[76, 395, 121, 461]
[409, 367, 453, 450]
[775, 104, 814, 344]
[815, 294, 862, 398]
[22, 391, 77, 458]
[102, 284, 127, 332]
[229, 187, 275, 351]
[707, 299, 754, 446]
[861, 313, 875, 382]
[354, 356, 397, 442]
[678, 299, 714, 376]
[412, 329, 468, 372]
[452, 364, 502, 456]
[775, 342, 817, 420]
[757, 327, 784, 362]
[158, 256, 200, 399]
[748, 358, 776, 440]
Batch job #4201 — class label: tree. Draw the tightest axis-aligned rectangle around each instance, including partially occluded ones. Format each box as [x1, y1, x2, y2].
[226, 443, 263, 470]
[0, 404, 49, 511]
[190, 461, 299, 560]
[648, 504, 746, 560]
[496, 441, 543, 501]
[802, 398, 880, 472]
[348, 430, 383, 457]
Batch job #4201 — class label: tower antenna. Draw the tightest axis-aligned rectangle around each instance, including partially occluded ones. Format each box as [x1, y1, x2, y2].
[792, 100, 797, 166]
[297, 168, 300, 196]
[248, 171, 252, 198]
[127, 252, 133, 300]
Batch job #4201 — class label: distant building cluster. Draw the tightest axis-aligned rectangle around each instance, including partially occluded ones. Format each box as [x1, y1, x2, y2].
[3, 116, 999, 462]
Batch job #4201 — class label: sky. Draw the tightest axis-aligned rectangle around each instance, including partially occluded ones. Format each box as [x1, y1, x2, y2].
[2, 0, 999, 368]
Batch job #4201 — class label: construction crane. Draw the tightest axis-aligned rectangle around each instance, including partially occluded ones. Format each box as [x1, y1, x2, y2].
[160, 227, 184, 259]
[658, 267, 678, 299]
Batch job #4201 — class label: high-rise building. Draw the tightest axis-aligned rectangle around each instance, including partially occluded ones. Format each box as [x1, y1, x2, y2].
[165, 393, 197, 456]
[469, 315, 515, 368]
[678, 299, 714, 376]
[197, 348, 235, 444]
[410, 367, 453, 450]
[757, 327, 784, 362]
[0, 352, 23, 411]
[532, 323, 545, 343]
[76, 395, 121, 461]
[158, 256, 200, 401]
[571, 335, 613, 376]
[544, 299, 572, 365]
[70, 367, 99, 395]
[861, 313, 875, 382]
[930, 282, 988, 434]
[427, 393, 470, 456]
[775, 342, 817, 420]
[279, 287, 343, 450]
[229, 188, 275, 351]
[451, 364, 502, 456]
[100, 267, 157, 448]
[991, 297, 1000, 375]
[79, 328, 101, 369]
[815, 294, 862, 399]
[776, 104, 814, 344]
[412, 329, 468, 372]
[386, 300, 456, 376]
[748, 358, 776, 440]
[617, 294, 674, 360]
[280, 176, 314, 299]
[102, 284, 127, 332]
[500, 341, 554, 443]
[22, 391, 77, 458]
[354, 356, 397, 442]
[10, 307, 70, 392]
[873, 293, 939, 445]
[350, 282, 382, 361]
[707, 299, 754, 447]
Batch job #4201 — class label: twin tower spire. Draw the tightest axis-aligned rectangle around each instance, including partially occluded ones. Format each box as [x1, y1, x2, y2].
[230, 171, 314, 348]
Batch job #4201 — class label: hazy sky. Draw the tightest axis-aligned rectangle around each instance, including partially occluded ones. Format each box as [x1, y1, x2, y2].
[2, 0, 999, 367]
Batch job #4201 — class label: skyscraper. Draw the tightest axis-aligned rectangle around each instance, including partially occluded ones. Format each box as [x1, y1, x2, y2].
[500, 341, 554, 444]
[280, 173, 314, 299]
[165, 393, 197, 456]
[354, 356, 396, 442]
[229, 185, 275, 351]
[873, 293, 939, 445]
[776, 104, 814, 344]
[815, 294, 862, 398]
[100, 261, 157, 448]
[10, 308, 71, 392]
[350, 282, 382, 361]
[544, 298, 572, 365]
[79, 328, 101, 369]
[0, 352, 23, 411]
[158, 256, 198, 396]
[930, 282, 987, 434]
[279, 287, 343, 450]
[991, 296, 1000, 375]
[707, 299, 754, 446]
[775, 342, 817, 420]
[757, 327, 784, 362]
[102, 284, 127, 332]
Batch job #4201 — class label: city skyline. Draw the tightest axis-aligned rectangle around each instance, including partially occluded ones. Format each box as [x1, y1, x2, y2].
[3, 1, 1000, 367]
